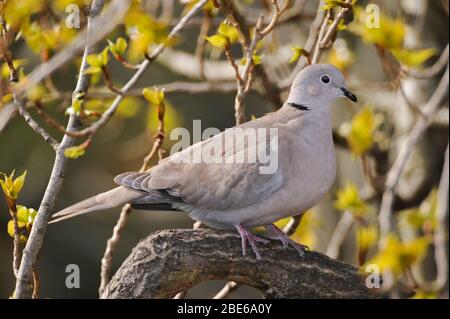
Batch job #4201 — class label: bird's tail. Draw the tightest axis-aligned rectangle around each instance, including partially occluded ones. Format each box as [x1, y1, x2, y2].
[50, 186, 143, 224]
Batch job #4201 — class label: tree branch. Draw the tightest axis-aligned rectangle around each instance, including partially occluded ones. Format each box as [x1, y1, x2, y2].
[76, 0, 210, 137]
[433, 143, 449, 293]
[11, 0, 129, 99]
[102, 229, 376, 299]
[378, 65, 449, 244]
[13, 0, 118, 298]
[14, 99, 59, 150]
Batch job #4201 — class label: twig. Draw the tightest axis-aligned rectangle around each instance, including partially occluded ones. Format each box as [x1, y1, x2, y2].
[13, 0, 114, 299]
[312, 0, 353, 64]
[98, 203, 132, 296]
[98, 107, 165, 296]
[224, 42, 243, 83]
[378, 65, 449, 245]
[32, 271, 40, 299]
[14, 98, 59, 150]
[97, 0, 209, 297]
[433, 144, 449, 293]
[233, 16, 264, 124]
[33, 101, 88, 138]
[318, 2, 351, 48]
[195, 10, 212, 80]
[326, 211, 354, 259]
[11, 0, 129, 100]
[76, 0, 210, 137]
[260, 0, 292, 36]
[213, 281, 239, 299]
[5, 200, 21, 278]
[280, 0, 326, 87]
[1, 11, 59, 149]
[311, 9, 331, 64]
[101, 66, 122, 95]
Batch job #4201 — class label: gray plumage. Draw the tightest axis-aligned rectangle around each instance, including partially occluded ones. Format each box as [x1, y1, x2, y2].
[51, 64, 357, 259]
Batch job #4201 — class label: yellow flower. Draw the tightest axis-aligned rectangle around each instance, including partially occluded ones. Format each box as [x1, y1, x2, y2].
[339, 105, 382, 156]
[398, 189, 438, 232]
[356, 225, 378, 252]
[350, 7, 405, 49]
[366, 234, 428, 276]
[334, 182, 368, 217]
[391, 48, 437, 68]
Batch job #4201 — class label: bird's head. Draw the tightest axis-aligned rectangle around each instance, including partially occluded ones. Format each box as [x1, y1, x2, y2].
[287, 64, 357, 110]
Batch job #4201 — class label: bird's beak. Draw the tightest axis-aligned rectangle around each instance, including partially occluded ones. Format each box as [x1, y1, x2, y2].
[341, 87, 357, 102]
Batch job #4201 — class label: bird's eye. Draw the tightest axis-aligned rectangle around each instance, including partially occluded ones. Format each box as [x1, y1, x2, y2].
[321, 75, 330, 84]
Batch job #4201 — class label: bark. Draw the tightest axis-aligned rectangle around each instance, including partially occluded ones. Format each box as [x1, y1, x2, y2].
[102, 229, 377, 299]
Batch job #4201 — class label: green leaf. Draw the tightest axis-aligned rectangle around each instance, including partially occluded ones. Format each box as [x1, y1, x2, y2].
[116, 37, 128, 54]
[12, 171, 27, 198]
[391, 48, 436, 68]
[86, 48, 109, 68]
[109, 37, 128, 55]
[64, 146, 86, 159]
[205, 34, 227, 48]
[1, 59, 27, 79]
[68, 92, 86, 116]
[86, 54, 102, 67]
[322, 0, 347, 10]
[252, 54, 262, 65]
[240, 54, 262, 66]
[218, 21, 240, 43]
[0, 170, 27, 199]
[99, 47, 109, 65]
[83, 66, 102, 75]
[289, 47, 308, 64]
[143, 88, 165, 106]
[16, 205, 37, 226]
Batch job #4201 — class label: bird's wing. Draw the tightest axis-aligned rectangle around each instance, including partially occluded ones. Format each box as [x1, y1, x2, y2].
[115, 121, 284, 211]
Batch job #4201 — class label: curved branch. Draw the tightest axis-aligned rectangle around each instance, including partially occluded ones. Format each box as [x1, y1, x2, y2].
[102, 229, 377, 299]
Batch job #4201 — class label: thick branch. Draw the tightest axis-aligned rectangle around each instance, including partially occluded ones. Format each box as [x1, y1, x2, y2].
[378, 65, 449, 243]
[102, 229, 376, 299]
[13, 0, 114, 298]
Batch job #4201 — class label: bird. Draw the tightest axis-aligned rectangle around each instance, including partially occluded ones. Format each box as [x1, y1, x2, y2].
[51, 64, 357, 260]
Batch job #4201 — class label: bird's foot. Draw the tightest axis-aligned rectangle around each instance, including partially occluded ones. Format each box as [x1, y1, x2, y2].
[235, 224, 270, 260]
[265, 224, 309, 257]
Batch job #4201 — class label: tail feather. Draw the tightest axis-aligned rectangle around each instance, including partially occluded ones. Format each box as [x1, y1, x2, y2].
[50, 186, 143, 224]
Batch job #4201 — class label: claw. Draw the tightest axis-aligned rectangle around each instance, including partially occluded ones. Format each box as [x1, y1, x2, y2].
[265, 224, 309, 257]
[235, 224, 270, 260]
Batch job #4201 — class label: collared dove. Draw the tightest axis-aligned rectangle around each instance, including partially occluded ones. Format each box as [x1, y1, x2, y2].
[51, 64, 357, 260]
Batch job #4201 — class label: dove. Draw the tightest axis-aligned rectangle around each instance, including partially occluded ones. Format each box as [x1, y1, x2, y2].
[51, 64, 357, 260]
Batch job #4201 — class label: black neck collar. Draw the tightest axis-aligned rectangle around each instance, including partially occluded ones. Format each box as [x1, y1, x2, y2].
[288, 102, 310, 111]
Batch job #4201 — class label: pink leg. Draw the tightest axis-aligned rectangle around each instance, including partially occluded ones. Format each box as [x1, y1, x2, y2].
[235, 224, 270, 260]
[265, 224, 309, 257]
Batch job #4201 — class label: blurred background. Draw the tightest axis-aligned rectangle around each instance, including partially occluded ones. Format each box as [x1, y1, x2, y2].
[0, 0, 448, 298]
